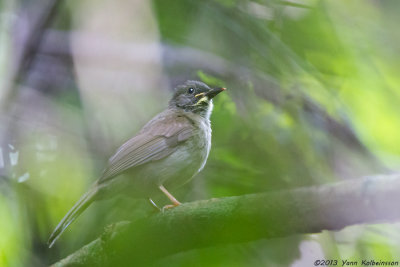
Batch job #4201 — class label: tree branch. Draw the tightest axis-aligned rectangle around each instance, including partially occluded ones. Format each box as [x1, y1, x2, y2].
[51, 174, 400, 266]
[2, 0, 64, 112]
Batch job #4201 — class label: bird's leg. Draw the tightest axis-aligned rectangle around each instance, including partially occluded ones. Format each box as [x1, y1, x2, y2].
[159, 185, 181, 211]
[148, 198, 161, 212]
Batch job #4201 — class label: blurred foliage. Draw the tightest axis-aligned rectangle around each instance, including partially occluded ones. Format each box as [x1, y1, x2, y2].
[1, 0, 400, 266]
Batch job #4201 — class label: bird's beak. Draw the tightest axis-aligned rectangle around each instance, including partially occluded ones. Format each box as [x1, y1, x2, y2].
[205, 87, 226, 99]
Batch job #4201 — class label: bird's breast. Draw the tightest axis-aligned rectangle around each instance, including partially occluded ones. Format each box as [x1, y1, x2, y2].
[195, 119, 212, 172]
[159, 118, 211, 189]
[131, 113, 212, 191]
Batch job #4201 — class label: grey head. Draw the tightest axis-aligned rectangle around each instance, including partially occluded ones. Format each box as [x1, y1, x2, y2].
[169, 80, 226, 118]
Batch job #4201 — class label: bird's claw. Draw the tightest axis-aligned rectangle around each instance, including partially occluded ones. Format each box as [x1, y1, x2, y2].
[161, 203, 180, 213]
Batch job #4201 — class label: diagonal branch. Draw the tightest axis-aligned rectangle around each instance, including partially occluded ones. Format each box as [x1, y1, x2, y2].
[1, 0, 64, 113]
[51, 174, 400, 266]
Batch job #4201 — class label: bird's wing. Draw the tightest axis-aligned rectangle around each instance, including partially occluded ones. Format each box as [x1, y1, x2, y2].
[99, 115, 194, 183]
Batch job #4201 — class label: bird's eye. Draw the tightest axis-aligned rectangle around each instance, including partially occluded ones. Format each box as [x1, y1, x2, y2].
[187, 88, 194, 94]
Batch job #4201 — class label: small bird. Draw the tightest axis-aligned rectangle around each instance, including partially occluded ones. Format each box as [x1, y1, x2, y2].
[48, 80, 225, 248]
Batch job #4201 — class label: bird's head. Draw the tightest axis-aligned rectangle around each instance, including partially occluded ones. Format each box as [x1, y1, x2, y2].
[169, 80, 226, 118]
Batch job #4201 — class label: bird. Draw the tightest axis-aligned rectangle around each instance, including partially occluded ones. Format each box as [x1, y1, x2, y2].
[48, 80, 226, 248]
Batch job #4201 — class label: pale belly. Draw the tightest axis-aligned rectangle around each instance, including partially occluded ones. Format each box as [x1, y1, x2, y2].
[151, 120, 211, 189]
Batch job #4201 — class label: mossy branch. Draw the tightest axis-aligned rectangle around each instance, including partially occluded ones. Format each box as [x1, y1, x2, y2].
[51, 174, 400, 266]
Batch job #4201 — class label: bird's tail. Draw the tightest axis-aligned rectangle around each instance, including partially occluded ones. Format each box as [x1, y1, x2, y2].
[48, 186, 98, 248]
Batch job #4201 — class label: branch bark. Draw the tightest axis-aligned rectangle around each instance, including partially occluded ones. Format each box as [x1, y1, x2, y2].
[51, 174, 400, 266]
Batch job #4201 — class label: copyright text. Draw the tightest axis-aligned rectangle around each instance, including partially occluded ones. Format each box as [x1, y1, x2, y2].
[314, 259, 399, 266]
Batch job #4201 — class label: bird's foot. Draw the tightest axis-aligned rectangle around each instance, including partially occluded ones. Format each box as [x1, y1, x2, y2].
[159, 185, 182, 211]
[161, 202, 180, 213]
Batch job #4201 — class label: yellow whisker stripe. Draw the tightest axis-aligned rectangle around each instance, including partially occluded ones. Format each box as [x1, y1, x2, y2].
[195, 92, 205, 98]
